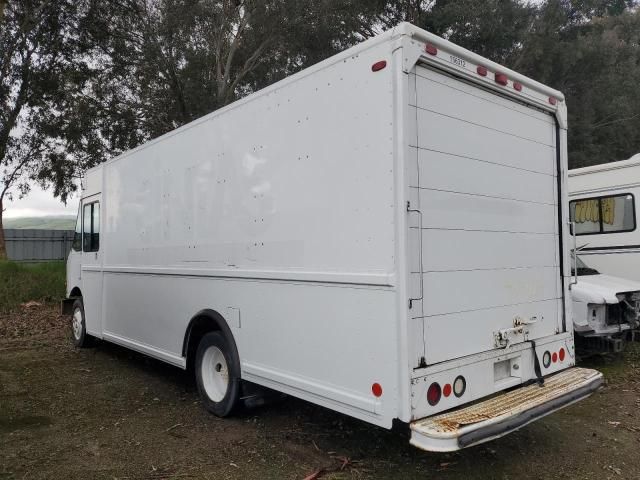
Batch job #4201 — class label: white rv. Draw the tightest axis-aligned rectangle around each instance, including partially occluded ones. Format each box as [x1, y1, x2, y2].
[569, 154, 640, 280]
[63, 23, 602, 452]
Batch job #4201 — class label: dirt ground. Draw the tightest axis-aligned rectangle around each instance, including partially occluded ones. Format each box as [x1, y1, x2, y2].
[1, 305, 639, 480]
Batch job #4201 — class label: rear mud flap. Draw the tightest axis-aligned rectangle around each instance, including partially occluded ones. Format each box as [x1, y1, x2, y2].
[410, 367, 603, 452]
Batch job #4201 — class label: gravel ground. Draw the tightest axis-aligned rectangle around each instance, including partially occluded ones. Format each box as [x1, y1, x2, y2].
[1, 304, 639, 480]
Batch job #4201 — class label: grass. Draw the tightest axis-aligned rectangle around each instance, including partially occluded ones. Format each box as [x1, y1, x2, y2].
[0, 261, 66, 313]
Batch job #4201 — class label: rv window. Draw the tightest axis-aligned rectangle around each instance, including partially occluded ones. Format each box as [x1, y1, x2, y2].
[82, 201, 100, 252]
[72, 208, 82, 251]
[570, 193, 636, 235]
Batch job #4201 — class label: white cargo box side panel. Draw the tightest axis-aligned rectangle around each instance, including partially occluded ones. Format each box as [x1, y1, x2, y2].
[98, 38, 404, 427]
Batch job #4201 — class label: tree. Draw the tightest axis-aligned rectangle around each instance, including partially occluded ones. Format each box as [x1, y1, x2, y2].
[511, 1, 640, 167]
[0, 0, 87, 259]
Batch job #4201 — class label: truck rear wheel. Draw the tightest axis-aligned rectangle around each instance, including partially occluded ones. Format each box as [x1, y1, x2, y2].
[195, 331, 240, 417]
[71, 299, 92, 348]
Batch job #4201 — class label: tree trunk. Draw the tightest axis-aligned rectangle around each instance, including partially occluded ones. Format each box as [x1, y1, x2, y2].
[0, 198, 6, 261]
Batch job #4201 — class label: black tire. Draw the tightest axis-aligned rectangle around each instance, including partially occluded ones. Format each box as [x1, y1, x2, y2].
[195, 331, 240, 417]
[70, 298, 92, 348]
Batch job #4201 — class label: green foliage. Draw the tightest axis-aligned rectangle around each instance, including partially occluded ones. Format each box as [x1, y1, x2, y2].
[0, 261, 66, 313]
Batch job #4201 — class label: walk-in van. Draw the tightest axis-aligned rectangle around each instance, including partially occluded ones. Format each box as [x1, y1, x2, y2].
[64, 23, 602, 452]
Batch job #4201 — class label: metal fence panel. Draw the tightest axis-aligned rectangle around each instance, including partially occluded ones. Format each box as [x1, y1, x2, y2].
[4, 229, 74, 262]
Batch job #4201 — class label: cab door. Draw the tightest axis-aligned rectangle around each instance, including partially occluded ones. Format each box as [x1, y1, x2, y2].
[81, 194, 103, 336]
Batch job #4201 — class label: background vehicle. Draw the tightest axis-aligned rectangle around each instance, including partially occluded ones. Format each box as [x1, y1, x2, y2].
[63, 22, 602, 452]
[571, 254, 640, 352]
[569, 154, 640, 281]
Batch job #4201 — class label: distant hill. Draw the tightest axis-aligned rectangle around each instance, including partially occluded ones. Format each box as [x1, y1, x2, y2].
[3, 216, 76, 230]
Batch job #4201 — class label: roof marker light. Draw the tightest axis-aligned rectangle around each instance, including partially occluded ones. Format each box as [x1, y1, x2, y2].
[513, 82, 523, 92]
[425, 43, 438, 56]
[495, 73, 508, 86]
[371, 60, 387, 72]
[549, 96, 558, 105]
[477, 66, 487, 77]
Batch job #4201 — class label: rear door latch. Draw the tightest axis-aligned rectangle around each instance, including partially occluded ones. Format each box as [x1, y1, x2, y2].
[494, 316, 538, 348]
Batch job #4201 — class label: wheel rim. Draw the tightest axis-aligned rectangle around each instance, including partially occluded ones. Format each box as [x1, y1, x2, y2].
[201, 345, 229, 402]
[72, 308, 83, 340]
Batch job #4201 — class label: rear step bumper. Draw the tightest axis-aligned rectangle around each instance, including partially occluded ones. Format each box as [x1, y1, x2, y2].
[410, 367, 603, 452]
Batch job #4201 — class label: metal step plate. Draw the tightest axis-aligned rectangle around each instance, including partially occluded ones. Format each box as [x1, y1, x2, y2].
[410, 367, 603, 452]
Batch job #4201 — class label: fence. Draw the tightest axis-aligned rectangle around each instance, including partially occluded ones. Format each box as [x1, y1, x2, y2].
[4, 229, 75, 262]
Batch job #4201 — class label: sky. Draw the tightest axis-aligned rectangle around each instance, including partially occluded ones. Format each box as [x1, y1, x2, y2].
[4, 184, 79, 219]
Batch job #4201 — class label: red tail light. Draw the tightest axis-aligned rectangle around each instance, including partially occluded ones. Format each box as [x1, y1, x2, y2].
[427, 382, 441, 406]
[559, 348, 566, 361]
[552, 352, 558, 363]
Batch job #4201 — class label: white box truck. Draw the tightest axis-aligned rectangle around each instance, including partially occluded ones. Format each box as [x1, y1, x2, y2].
[63, 23, 602, 452]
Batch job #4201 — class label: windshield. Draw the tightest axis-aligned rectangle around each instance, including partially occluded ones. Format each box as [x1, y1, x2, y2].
[571, 253, 599, 276]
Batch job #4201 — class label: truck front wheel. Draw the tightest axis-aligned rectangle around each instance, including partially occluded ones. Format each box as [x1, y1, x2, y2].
[195, 331, 240, 417]
[71, 299, 92, 348]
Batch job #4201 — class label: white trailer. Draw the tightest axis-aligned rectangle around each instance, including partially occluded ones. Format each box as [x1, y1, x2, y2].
[569, 154, 640, 280]
[64, 23, 602, 452]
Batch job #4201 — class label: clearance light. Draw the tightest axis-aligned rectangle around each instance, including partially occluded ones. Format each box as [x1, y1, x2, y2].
[495, 73, 508, 86]
[477, 66, 488, 76]
[543, 351, 551, 368]
[453, 376, 466, 397]
[372, 383, 383, 397]
[559, 348, 566, 361]
[513, 82, 523, 92]
[425, 43, 438, 55]
[427, 382, 441, 406]
[549, 97, 558, 105]
[371, 60, 387, 72]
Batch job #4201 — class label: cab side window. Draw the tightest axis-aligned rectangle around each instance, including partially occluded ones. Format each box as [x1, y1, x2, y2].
[82, 202, 100, 252]
[72, 208, 82, 251]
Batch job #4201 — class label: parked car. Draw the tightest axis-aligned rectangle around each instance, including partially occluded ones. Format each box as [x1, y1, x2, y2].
[571, 254, 640, 351]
